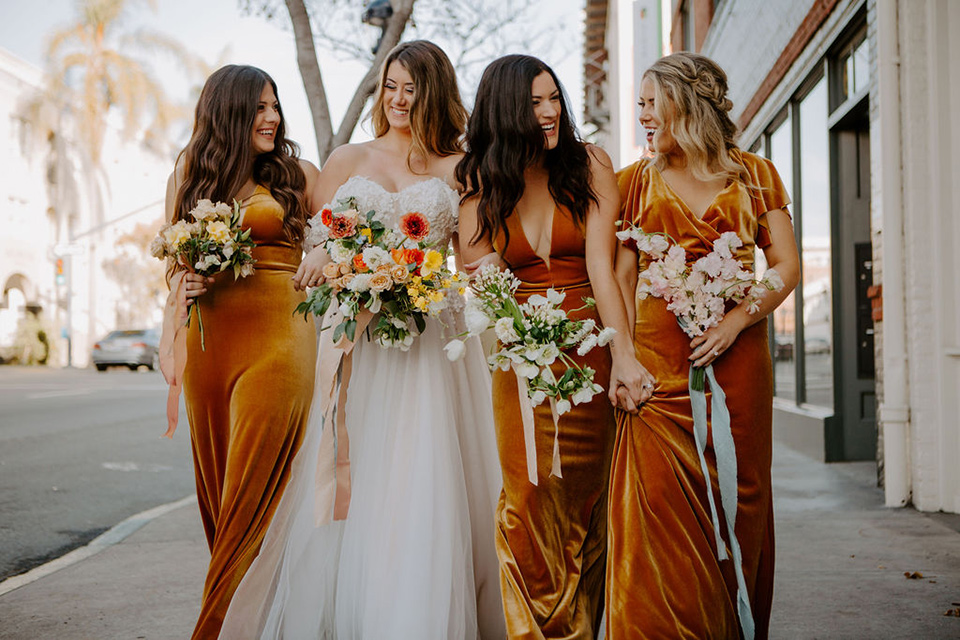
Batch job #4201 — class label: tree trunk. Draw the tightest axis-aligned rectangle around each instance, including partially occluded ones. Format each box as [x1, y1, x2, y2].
[284, 0, 417, 163]
[284, 0, 335, 161]
[331, 0, 416, 150]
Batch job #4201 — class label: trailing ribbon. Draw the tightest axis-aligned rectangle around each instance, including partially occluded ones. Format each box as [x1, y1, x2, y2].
[689, 363, 755, 640]
[313, 308, 373, 525]
[514, 368, 563, 486]
[159, 271, 189, 438]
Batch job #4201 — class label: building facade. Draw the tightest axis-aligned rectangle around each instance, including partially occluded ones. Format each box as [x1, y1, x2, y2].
[0, 47, 170, 368]
[587, 0, 960, 513]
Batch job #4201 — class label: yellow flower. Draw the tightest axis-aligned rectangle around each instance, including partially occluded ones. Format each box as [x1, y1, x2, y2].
[360, 227, 373, 241]
[206, 220, 231, 244]
[407, 287, 419, 298]
[451, 272, 461, 282]
[441, 278, 451, 288]
[457, 286, 466, 295]
[420, 250, 444, 278]
[163, 220, 194, 249]
[414, 297, 429, 311]
[428, 290, 444, 303]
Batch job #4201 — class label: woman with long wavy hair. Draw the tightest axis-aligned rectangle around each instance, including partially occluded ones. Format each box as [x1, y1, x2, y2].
[163, 64, 320, 639]
[457, 54, 653, 638]
[610, 52, 799, 639]
[219, 41, 505, 639]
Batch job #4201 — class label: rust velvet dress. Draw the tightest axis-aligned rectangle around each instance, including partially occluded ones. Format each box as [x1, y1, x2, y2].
[182, 185, 317, 639]
[492, 205, 616, 639]
[607, 151, 789, 639]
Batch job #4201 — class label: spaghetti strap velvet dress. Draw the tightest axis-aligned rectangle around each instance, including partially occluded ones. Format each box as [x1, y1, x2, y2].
[182, 185, 317, 639]
[607, 151, 790, 639]
[492, 205, 616, 639]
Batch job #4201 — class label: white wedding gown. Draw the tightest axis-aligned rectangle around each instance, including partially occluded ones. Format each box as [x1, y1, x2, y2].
[219, 176, 506, 639]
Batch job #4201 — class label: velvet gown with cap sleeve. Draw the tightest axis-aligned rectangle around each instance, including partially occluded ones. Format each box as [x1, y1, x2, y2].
[491, 205, 615, 639]
[182, 185, 317, 639]
[607, 151, 790, 639]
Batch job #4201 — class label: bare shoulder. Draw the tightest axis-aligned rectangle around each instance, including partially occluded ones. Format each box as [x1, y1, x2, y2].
[585, 143, 615, 170]
[432, 152, 464, 189]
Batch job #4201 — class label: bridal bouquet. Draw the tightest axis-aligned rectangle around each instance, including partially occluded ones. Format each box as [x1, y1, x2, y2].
[616, 223, 783, 390]
[151, 198, 256, 349]
[295, 196, 466, 350]
[445, 265, 613, 415]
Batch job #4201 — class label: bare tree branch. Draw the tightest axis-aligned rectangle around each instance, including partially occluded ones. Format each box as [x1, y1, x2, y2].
[284, 0, 334, 159]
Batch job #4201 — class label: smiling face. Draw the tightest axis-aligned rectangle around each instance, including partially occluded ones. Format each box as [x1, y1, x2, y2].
[382, 61, 415, 132]
[638, 75, 680, 160]
[531, 71, 561, 150]
[252, 82, 280, 155]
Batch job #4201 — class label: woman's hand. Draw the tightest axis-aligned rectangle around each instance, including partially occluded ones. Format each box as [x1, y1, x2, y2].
[689, 314, 745, 368]
[609, 354, 657, 413]
[183, 272, 213, 306]
[464, 251, 505, 276]
[292, 246, 331, 291]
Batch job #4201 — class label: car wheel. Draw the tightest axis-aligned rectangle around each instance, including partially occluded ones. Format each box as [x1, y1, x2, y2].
[128, 364, 138, 371]
[96, 364, 107, 372]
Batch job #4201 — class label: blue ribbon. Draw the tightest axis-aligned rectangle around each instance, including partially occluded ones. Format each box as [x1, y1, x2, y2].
[689, 363, 755, 640]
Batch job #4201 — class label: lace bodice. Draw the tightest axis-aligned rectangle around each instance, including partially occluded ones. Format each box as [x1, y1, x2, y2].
[305, 175, 459, 251]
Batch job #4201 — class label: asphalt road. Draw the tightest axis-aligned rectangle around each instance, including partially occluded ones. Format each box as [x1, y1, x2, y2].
[0, 366, 195, 581]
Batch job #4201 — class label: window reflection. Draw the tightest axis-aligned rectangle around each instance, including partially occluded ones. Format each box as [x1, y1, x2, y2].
[800, 78, 833, 408]
[769, 114, 795, 400]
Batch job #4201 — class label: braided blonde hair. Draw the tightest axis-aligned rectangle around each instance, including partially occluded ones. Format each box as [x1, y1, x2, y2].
[644, 52, 749, 184]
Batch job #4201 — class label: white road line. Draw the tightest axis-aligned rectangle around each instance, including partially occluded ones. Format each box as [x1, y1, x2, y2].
[27, 389, 96, 400]
[0, 494, 197, 597]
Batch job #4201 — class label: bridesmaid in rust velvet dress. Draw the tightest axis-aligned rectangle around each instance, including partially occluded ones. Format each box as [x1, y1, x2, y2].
[458, 55, 653, 639]
[164, 65, 320, 639]
[610, 53, 800, 639]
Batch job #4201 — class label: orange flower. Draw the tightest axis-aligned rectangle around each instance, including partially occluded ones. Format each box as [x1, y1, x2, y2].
[327, 215, 356, 239]
[391, 247, 425, 266]
[320, 208, 333, 226]
[322, 262, 341, 279]
[400, 212, 430, 241]
[352, 254, 370, 272]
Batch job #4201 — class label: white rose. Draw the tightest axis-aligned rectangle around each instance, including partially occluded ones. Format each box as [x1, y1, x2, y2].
[362, 246, 392, 269]
[444, 339, 466, 361]
[329, 241, 353, 264]
[494, 317, 520, 344]
[189, 199, 218, 221]
[347, 273, 373, 292]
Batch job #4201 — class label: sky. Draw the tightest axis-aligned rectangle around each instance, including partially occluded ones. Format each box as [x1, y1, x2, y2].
[0, 0, 587, 167]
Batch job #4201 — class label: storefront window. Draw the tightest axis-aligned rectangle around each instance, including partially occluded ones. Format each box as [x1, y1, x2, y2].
[799, 78, 833, 409]
[769, 114, 795, 400]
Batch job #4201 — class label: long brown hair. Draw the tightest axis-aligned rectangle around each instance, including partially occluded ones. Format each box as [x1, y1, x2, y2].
[456, 54, 596, 251]
[174, 65, 307, 242]
[643, 52, 749, 185]
[370, 40, 467, 169]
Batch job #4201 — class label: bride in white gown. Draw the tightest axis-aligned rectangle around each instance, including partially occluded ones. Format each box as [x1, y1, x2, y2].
[218, 41, 506, 640]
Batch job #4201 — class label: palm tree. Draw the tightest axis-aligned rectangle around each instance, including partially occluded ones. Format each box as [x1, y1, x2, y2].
[34, 0, 203, 364]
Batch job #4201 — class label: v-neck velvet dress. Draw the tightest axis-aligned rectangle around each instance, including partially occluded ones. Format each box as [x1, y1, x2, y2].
[491, 205, 615, 639]
[608, 151, 789, 639]
[182, 185, 317, 639]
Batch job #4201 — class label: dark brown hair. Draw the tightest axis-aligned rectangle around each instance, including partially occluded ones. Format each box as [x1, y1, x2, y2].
[175, 65, 307, 241]
[455, 55, 596, 251]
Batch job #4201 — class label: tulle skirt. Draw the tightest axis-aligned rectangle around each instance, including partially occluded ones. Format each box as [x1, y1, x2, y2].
[220, 314, 506, 639]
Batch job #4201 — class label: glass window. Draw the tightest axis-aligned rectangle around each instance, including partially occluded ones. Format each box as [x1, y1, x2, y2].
[768, 115, 795, 400]
[852, 39, 870, 94]
[799, 78, 833, 409]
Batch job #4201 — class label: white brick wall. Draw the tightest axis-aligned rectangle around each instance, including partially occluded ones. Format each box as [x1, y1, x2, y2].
[701, 0, 815, 125]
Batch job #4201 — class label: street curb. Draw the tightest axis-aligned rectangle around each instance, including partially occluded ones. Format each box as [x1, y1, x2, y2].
[0, 494, 197, 597]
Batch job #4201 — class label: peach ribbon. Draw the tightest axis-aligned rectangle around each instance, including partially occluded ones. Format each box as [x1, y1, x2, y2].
[313, 308, 374, 525]
[515, 369, 562, 485]
[159, 271, 189, 438]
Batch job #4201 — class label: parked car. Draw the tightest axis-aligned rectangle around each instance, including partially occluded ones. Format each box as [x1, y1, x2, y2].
[91, 329, 160, 371]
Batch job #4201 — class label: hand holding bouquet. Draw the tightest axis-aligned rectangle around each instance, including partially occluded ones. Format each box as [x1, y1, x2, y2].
[616, 224, 783, 389]
[446, 265, 614, 415]
[151, 199, 256, 349]
[295, 197, 466, 350]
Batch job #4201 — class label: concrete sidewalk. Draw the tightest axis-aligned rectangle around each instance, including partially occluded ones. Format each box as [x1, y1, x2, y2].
[2, 443, 960, 639]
